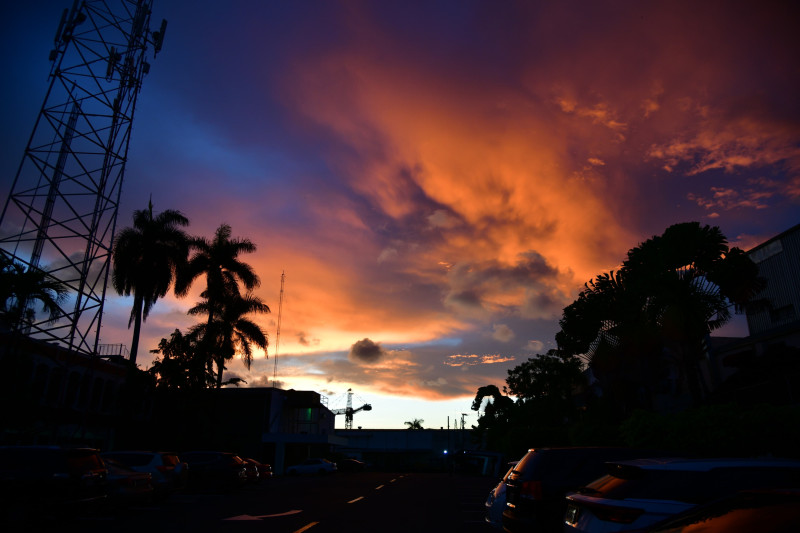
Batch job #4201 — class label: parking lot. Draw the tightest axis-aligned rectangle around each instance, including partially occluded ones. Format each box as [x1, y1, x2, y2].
[15, 471, 496, 533]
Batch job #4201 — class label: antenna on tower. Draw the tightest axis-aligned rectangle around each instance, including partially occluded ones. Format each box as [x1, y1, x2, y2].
[0, 0, 166, 355]
[272, 271, 285, 388]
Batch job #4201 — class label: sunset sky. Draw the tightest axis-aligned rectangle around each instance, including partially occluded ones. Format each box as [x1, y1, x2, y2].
[2, 1, 798, 429]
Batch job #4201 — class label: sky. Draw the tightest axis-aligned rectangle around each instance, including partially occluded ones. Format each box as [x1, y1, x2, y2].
[2, 0, 798, 430]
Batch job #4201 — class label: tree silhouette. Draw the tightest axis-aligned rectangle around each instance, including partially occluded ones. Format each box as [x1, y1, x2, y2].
[149, 329, 214, 390]
[0, 252, 69, 330]
[557, 222, 762, 410]
[176, 224, 262, 387]
[404, 418, 424, 430]
[188, 291, 269, 387]
[112, 202, 190, 364]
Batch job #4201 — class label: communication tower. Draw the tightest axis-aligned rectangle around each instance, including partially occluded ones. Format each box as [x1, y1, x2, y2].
[0, 0, 166, 356]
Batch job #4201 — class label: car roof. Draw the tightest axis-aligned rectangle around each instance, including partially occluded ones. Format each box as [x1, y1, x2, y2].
[609, 457, 800, 471]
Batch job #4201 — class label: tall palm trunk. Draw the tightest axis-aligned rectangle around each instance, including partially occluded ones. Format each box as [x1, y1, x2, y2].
[129, 294, 144, 365]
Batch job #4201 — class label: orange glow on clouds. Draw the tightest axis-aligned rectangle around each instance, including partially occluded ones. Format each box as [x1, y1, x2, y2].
[15, 0, 793, 428]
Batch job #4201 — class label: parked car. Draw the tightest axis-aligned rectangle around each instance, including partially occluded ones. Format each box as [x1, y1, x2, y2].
[243, 458, 272, 481]
[502, 447, 669, 533]
[338, 458, 368, 472]
[642, 489, 800, 533]
[285, 458, 337, 475]
[242, 459, 260, 483]
[181, 451, 248, 490]
[101, 451, 187, 497]
[0, 446, 108, 521]
[485, 461, 518, 529]
[564, 457, 800, 533]
[103, 458, 154, 507]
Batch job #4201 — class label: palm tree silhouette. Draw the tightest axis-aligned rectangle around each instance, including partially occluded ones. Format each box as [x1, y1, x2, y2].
[111, 202, 190, 364]
[404, 418, 424, 430]
[188, 291, 269, 387]
[557, 222, 762, 409]
[176, 224, 261, 386]
[0, 252, 69, 331]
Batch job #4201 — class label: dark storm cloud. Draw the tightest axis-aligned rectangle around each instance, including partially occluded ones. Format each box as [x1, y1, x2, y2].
[349, 338, 387, 364]
[444, 251, 570, 320]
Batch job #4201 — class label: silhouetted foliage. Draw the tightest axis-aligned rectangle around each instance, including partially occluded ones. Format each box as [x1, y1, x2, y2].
[0, 252, 69, 330]
[175, 224, 262, 387]
[506, 350, 586, 422]
[404, 418, 425, 429]
[149, 329, 214, 390]
[112, 201, 190, 364]
[188, 291, 269, 385]
[620, 403, 800, 458]
[556, 222, 763, 412]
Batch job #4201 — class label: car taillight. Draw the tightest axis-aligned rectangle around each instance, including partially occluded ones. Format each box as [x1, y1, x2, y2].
[583, 501, 644, 524]
[520, 480, 543, 500]
[156, 465, 170, 473]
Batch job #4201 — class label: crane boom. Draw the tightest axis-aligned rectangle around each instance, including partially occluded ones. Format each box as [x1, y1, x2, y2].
[331, 388, 372, 429]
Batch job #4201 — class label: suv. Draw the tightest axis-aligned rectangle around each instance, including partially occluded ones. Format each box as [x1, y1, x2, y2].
[101, 451, 188, 496]
[564, 457, 800, 532]
[502, 447, 667, 533]
[0, 446, 108, 520]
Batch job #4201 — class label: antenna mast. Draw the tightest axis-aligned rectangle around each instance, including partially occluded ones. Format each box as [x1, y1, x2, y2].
[272, 271, 285, 387]
[0, 0, 166, 355]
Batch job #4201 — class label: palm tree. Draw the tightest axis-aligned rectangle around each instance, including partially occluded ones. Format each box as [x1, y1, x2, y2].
[557, 222, 762, 409]
[0, 252, 69, 331]
[112, 201, 190, 364]
[188, 291, 269, 387]
[622, 222, 762, 402]
[404, 418, 424, 430]
[176, 224, 261, 384]
[176, 224, 259, 323]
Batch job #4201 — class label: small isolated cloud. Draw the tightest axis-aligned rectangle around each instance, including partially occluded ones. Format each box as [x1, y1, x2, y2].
[525, 340, 545, 352]
[349, 338, 388, 364]
[444, 353, 515, 367]
[297, 332, 321, 346]
[492, 324, 515, 342]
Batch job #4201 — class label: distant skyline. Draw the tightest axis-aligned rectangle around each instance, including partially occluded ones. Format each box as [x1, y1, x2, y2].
[2, 1, 798, 429]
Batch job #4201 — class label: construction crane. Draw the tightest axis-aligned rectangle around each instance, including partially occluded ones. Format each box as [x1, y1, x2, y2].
[331, 388, 372, 430]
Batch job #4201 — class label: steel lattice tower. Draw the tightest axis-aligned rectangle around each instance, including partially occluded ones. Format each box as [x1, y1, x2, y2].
[0, 0, 166, 356]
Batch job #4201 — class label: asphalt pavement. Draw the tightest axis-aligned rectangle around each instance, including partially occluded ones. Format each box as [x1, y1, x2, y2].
[8, 471, 498, 533]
